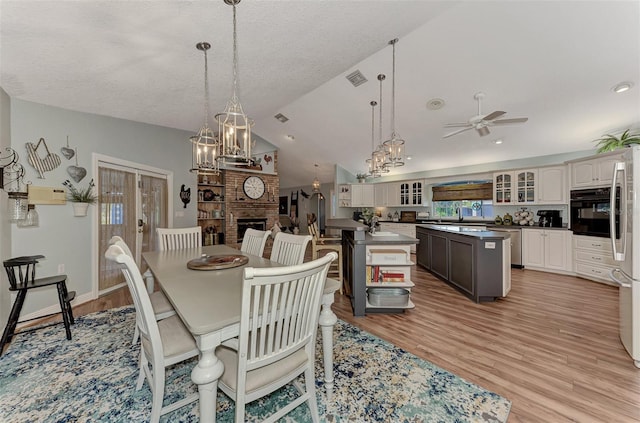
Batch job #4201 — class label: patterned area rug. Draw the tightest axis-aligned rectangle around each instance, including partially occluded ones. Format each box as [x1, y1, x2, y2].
[0, 306, 510, 422]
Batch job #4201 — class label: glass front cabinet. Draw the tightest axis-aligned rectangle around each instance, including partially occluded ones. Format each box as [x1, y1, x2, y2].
[493, 172, 513, 204]
[515, 169, 537, 204]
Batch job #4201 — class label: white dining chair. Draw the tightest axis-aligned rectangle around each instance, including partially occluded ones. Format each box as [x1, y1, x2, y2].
[156, 227, 202, 251]
[269, 232, 311, 266]
[216, 251, 336, 423]
[240, 228, 272, 257]
[105, 244, 199, 423]
[108, 236, 176, 345]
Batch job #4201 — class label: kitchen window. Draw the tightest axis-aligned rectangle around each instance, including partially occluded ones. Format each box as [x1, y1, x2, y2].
[432, 200, 493, 218]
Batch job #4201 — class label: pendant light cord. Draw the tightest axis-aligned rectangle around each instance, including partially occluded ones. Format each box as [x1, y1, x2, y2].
[231, 3, 239, 103]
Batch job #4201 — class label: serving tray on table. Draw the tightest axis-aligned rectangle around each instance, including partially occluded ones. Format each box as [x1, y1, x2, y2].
[187, 254, 249, 270]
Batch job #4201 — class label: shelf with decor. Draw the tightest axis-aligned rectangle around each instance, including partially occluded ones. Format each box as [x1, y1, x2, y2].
[197, 172, 225, 245]
[364, 245, 415, 311]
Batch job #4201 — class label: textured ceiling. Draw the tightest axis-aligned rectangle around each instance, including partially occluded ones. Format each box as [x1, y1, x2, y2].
[2, 1, 639, 189]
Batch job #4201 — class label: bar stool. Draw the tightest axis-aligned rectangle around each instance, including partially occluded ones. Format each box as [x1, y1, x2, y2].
[0, 255, 75, 356]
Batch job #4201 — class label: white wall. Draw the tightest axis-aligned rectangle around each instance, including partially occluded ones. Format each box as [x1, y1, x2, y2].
[9, 99, 197, 316]
[0, 87, 11, 323]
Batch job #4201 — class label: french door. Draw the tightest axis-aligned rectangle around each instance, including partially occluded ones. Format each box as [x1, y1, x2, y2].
[97, 160, 169, 293]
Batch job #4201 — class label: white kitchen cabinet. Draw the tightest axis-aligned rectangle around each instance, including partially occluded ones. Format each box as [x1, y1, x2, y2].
[522, 228, 572, 273]
[515, 169, 537, 204]
[537, 166, 567, 204]
[338, 184, 351, 207]
[398, 180, 424, 206]
[573, 235, 619, 284]
[351, 184, 374, 207]
[493, 171, 515, 204]
[570, 154, 623, 188]
[374, 183, 387, 206]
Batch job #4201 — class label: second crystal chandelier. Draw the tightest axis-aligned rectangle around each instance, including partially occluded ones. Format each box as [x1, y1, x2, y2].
[216, 0, 254, 165]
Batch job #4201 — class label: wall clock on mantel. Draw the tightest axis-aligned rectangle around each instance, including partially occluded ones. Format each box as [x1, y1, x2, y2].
[243, 175, 265, 200]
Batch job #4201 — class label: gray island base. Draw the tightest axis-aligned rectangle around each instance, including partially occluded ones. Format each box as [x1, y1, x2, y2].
[416, 224, 512, 303]
[326, 218, 419, 316]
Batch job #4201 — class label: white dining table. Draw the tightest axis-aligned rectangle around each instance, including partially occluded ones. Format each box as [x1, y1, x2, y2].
[142, 244, 340, 423]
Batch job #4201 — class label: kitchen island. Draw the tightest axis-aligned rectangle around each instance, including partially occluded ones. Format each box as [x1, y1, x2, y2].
[416, 224, 511, 303]
[326, 218, 419, 316]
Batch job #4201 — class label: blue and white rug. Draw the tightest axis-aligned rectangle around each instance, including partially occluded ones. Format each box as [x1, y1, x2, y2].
[0, 306, 510, 422]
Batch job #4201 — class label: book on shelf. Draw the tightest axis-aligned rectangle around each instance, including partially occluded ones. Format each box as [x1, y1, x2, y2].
[380, 271, 405, 282]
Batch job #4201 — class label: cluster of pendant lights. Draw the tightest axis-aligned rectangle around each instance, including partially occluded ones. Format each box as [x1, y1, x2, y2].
[366, 38, 405, 178]
[190, 0, 253, 175]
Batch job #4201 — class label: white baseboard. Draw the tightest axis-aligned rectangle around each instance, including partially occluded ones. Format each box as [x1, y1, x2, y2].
[16, 292, 95, 329]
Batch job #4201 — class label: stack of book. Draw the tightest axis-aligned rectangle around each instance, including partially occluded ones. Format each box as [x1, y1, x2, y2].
[366, 266, 405, 283]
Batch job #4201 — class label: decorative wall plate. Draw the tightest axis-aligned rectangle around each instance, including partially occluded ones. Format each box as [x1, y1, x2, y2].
[187, 254, 248, 270]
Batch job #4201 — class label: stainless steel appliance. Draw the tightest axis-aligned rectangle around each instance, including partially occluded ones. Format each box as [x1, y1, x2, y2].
[491, 227, 522, 268]
[570, 187, 620, 238]
[608, 146, 640, 367]
[537, 209, 562, 227]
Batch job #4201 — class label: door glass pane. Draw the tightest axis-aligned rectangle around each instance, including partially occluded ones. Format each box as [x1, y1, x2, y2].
[140, 174, 168, 264]
[98, 167, 137, 291]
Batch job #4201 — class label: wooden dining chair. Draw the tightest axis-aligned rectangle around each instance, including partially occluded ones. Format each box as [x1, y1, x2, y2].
[108, 236, 176, 345]
[1, 255, 75, 356]
[216, 251, 337, 423]
[105, 245, 199, 423]
[156, 227, 202, 251]
[308, 222, 343, 294]
[269, 232, 312, 266]
[240, 228, 272, 257]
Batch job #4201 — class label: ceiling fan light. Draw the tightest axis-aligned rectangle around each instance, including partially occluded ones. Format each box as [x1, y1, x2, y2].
[613, 81, 633, 93]
[477, 126, 490, 137]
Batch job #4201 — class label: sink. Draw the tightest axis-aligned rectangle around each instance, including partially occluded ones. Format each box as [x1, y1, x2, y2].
[370, 231, 399, 237]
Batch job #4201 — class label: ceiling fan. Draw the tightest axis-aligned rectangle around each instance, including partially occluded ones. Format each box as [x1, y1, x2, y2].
[443, 92, 528, 139]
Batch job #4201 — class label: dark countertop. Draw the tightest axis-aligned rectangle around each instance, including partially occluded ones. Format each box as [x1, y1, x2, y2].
[381, 219, 571, 231]
[326, 218, 368, 231]
[417, 223, 511, 239]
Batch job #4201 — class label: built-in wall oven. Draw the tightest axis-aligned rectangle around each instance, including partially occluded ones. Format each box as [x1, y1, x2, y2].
[570, 187, 620, 238]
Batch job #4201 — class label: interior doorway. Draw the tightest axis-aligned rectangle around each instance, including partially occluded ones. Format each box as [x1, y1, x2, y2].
[95, 156, 170, 294]
[310, 192, 326, 234]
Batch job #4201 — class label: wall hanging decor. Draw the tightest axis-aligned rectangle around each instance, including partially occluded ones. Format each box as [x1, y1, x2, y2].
[26, 137, 61, 179]
[66, 148, 87, 182]
[60, 135, 75, 160]
[179, 184, 191, 208]
[1, 147, 26, 191]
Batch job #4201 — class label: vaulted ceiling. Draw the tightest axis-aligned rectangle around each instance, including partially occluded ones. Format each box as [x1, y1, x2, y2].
[2, 1, 639, 188]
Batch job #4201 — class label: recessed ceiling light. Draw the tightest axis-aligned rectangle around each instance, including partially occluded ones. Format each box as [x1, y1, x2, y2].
[426, 98, 445, 110]
[493, 139, 503, 145]
[613, 81, 634, 93]
[406, 155, 413, 160]
[286, 134, 295, 141]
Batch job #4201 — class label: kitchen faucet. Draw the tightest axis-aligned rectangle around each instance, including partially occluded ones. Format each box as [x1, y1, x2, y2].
[456, 207, 463, 222]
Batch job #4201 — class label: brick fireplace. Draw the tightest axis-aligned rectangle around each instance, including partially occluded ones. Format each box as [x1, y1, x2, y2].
[224, 155, 279, 247]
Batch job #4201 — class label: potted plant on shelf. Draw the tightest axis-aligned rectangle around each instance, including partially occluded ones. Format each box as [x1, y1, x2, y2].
[594, 129, 640, 153]
[356, 173, 368, 183]
[63, 179, 97, 217]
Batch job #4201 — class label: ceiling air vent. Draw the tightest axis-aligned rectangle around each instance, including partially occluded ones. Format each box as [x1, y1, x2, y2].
[346, 70, 367, 87]
[274, 113, 289, 123]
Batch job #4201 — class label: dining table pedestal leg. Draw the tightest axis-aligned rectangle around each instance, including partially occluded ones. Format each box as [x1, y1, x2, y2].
[191, 336, 225, 423]
[319, 278, 340, 399]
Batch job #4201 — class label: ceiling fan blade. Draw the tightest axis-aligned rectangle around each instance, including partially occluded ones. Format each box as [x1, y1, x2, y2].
[443, 122, 472, 128]
[482, 111, 506, 121]
[443, 127, 473, 139]
[492, 117, 529, 124]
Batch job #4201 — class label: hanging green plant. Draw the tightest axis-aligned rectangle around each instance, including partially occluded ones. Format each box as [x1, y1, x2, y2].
[594, 129, 640, 153]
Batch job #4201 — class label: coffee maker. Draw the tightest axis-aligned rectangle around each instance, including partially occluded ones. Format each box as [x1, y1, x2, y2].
[537, 210, 562, 227]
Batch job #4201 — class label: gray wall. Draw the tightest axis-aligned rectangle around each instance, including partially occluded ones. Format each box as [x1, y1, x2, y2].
[9, 99, 197, 316]
[0, 87, 11, 324]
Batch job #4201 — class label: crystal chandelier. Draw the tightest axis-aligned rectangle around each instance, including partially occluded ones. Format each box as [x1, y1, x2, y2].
[216, 0, 254, 164]
[312, 164, 321, 193]
[366, 101, 386, 177]
[383, 38, 405, 167]
[190, 42, 219, 174]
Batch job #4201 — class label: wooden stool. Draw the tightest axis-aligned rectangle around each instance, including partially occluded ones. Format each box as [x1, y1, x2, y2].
[1, 255, 75, 356]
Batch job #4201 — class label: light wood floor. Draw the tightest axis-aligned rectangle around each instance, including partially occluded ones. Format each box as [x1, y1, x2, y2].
[16, 260, 640, 422]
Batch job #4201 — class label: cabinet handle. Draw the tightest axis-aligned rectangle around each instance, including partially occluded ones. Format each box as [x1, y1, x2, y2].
[591, 269, 603, 274]
[591, 243, 601, 247]
[592, 256, 601, 261]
